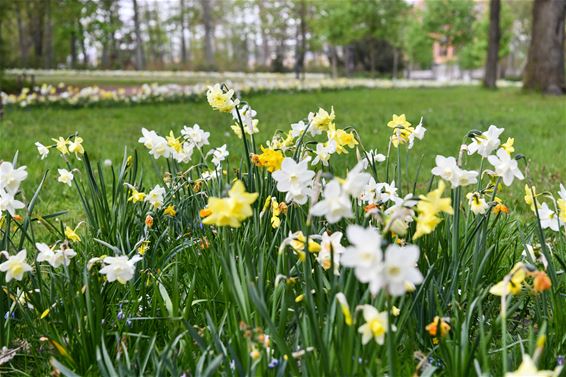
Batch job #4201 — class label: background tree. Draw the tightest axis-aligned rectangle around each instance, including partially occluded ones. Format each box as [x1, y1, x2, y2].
[483, 0, 501, 88]
[523, 0, 565, 94]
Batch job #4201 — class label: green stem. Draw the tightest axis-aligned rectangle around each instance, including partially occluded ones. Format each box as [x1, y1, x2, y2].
[387, 295, 396, 376]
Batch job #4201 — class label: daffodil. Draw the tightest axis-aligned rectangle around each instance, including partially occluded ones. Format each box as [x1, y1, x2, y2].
[524, 184, 540, 212]
[253, 147, 284, 172]
[505, 354, 556, 377]
[335, 293, 352, 326]
[0, 249, 32, 282]
[64, 226, 81, 242]
[99, 255, 143, 284]
[501, 137, 515, 154]
[163, 205, 176, 217]
[413, 180, 453, 239]
[206, 84, 238, 112]
[489, 262, 527, 296]
[68, 137, 85, 156]
[308, 107, 335, 135]
[202, 180, 258, 228]
[466, 192, 489, 215]
[387, 114, 414, 148]
[327, 124, 358, 154]
[358, 305, 392, 345]
[425, 316, 451, 338]
[57, 169, 74, 186]
[52, 137, 69, 155]
[128, 188, 146, 203]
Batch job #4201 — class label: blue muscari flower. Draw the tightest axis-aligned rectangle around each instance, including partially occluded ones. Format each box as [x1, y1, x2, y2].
[268, 358, 279, 368]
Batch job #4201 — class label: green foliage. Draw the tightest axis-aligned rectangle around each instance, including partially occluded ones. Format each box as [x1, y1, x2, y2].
[458, 2, 514, 70]
[423, 0, 476, 48]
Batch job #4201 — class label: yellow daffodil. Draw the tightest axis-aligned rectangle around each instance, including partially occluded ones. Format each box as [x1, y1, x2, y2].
[489, 262, 527, 296]
[128, 189, 146, 203]
[413, 180, 453, 239]
[252, 146, 284, 172]
[387, 114, 414, 148]
[64, 226, 81, 242]
[309, 107, 335, 133]
[137, 240, 150, 256]
[202, 180, 258, 228]
[327, 124, 358, 154]
[501, 137, 515, 154]
[558, 198, 566, 223]
[52, 137, 69, 155]
[206, 84, 237, 113]
[68, 137, 84, 156]
[335, 293, 353, 326]
[163, 205, 176, 217]
[166, 131, 183, 153]
[524, 184, 540, 212]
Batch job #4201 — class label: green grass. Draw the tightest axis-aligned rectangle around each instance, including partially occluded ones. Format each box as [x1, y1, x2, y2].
[1, 86, 564, 216]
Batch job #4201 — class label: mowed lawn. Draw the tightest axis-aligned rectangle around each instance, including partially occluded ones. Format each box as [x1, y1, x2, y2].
[1, 86, 564, 217]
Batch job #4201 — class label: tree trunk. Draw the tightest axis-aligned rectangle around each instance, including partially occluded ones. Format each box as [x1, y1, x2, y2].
[392, 48, 399, 80]
[483, 0, 501, 89]
[78, 20, 88, 66]
[523, 0, 566, 94]
[179, 0, 188, 65]
[70, 30, 78, 67]
[15, 3, 28, 67]
[28, 2, 44, 67]
[44, 0, 54, 69]
[257, 0, 269, 66]
[294, 0, 306, 80]
[133, 0, 145, 70]
[200, 0, 215, 68]
[330, 46, 338, 78]
[369, 42, 376, 77]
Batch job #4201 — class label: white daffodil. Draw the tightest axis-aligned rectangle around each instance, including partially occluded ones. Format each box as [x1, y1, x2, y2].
[360, 149, 386, 169]
[342, 161, 372, 198]
[0, 162, 28, 195]
[382, 244, 423, 296]
[505, 354, 556, 377]
[0, 190, 25, 216]
[310, 180, 353, 224]
[138, 128, 170, 159]
[341, 225, 384, 294]
[432, 155, 478, 188]
[538, 202, 560, 231]
[466, 192, 489, 215]
[145, 185, 165, 209]
[522, 244, 549, 270]
[57, 169, 74, 186]
[467, 125, 504, 157]
[317, 231, 345, 274]
[0, 249, 32, 282]
[181, 124, 210, 148]
[272, 157, 315, 205]
[358, 305, 392, 345]
[99, 255, 143, 284]
[35, 142, 49, 160]
[487, 148, 524, 186]
[290, 120, 308, 138]
[211, 144, 229, 166]
[408, 117, 426, 149]
[36, 242, 76, 268]
[312, 141, 336, 166]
